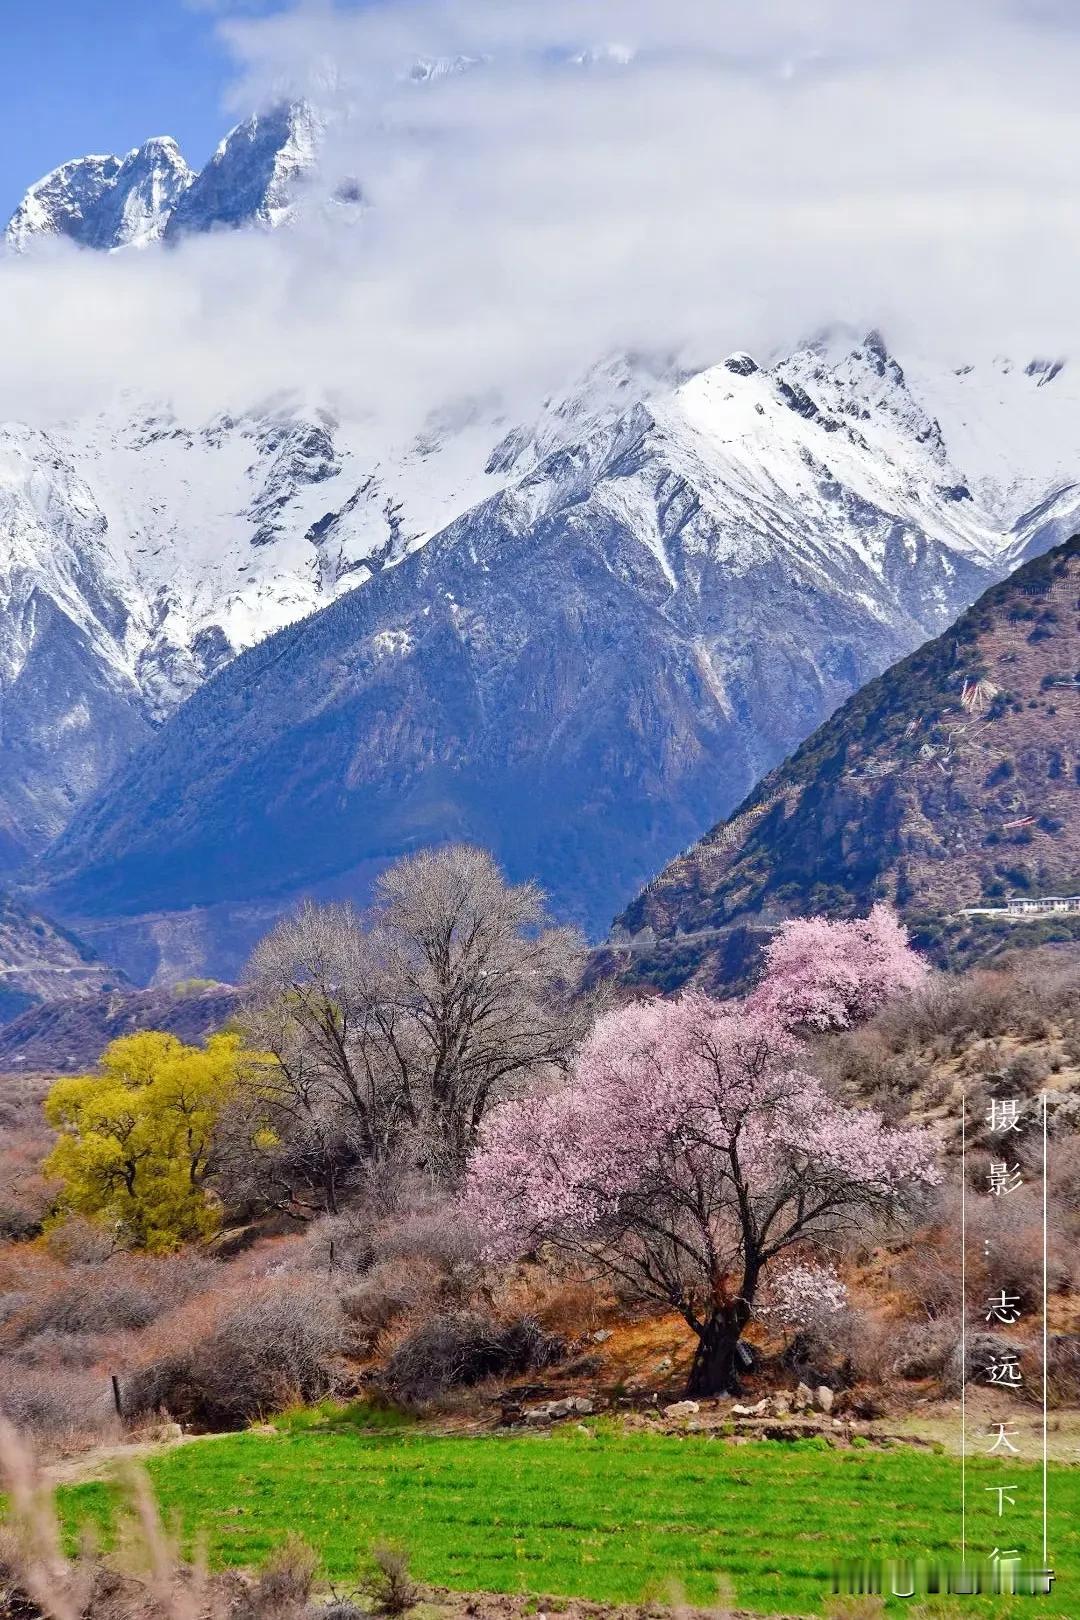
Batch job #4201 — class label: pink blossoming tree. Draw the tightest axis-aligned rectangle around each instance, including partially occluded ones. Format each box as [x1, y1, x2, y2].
[749, 904, 928, 1031]
[463, 908, 939, 1395]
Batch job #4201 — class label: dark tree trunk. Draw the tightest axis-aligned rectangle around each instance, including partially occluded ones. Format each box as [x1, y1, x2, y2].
[686, 1309, 746, 1396]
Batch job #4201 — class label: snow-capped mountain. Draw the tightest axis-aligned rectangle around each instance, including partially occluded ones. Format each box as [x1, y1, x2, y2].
[5, 137, 195, 252]
[163, 102, 323, 240]
[0, 353, 659, 870]
[30, 331, 1080, 981]
[4, 103, 320, 253]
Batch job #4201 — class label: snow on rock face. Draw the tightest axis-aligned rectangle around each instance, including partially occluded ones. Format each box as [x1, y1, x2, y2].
[5, 155, 121, 251]
[94, 138, 196, 250]
[0, 386, 539, 872]
[163, 103, 322, 240]
[0, 425, 153, 863]
[5, 139, 194, 252]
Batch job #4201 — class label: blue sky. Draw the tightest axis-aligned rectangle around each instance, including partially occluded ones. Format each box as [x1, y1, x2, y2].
[1, 1, 287, 222]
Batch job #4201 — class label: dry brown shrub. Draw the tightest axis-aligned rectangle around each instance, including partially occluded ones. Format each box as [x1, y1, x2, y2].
[0, 1253, 216, 1354]
[889, 1214, 962, 1322]
[889, 1317, 960, 1383]
[869, 977, 961, 1053]
[868, 965, 1057, 1052]
[0, 1079, 55, 1243]
[359, 1543, 417, 1616]
[817, 1027, 931, 1120]
[234, 1536, 317, 1620]
[0, 1137, 56, 1242]
[1049, 1134, 1080, 1212]
[371, 1200, 481, 1279]
[381, 1309, 565, 1403]
[339, 1258, 443, 1347]
[0, 1364, 119, 1448]
[965, 1190, 1073, 1307]
[305, 1186, 482, 1337]
[1002, 1049, 1051, 1092]
[125, 1273, 348, 1429]
[0, 1237, 63, 1301]
[824, 1600, 887, 1620]
[300, 1211, 376, 1277]
[492, 1262, 614, 1339]
[42, 1217, 122, 1266]
[1046, 1334, 1080, 1407]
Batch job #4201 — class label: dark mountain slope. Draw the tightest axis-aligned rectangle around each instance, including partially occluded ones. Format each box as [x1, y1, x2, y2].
[0, 590, 152, 873]
[0, 893, 126, 1025]
[611, 535, 1080, 990]
[0, 981, 237, 1074]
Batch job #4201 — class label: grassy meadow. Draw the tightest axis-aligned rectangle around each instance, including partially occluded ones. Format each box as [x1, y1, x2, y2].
[57, 1419, 1080, 1617]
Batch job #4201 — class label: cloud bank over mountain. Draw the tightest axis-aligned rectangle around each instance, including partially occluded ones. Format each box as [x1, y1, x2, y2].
[2, 0, 1079, 434]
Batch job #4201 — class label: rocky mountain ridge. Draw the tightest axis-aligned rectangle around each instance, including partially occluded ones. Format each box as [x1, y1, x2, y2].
[0, 356, 656, 871]
[4, 138, 195, 252]
[4, 330, 1079, 887]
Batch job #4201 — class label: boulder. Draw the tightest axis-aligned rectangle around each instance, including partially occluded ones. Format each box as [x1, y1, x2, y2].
[794, 1382, 814, 1411]
[524, 1395, 594, 1423]
[731, 1397, 769, 1417]
[815, 1385, 834, 1414]
[663, 1400, 701, 1420]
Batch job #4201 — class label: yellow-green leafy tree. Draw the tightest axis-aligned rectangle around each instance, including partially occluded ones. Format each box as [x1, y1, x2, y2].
[44, 1031, 249, 1252]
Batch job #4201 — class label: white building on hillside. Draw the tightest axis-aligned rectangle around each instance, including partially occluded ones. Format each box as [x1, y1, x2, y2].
[959, 894, 1080, 920]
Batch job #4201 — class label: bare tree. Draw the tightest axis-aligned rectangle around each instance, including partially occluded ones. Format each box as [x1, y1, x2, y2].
[237, 846, 590, 1215]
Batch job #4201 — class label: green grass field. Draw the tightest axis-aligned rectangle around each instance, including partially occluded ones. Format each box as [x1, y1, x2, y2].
[58, 1419, 1080, 1618]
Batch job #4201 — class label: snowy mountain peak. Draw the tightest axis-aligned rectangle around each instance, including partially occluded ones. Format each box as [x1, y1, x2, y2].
[5, 153, 121, 251]
[163, 101, 322, 241]
[95, 137, 196, 251]
[5, 101, 320, 252]
[6, 138, 194, 253]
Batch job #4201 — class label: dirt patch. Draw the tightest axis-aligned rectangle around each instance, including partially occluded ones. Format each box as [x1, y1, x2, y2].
[42, 1426, 211, 1485]
[422, 1590, 806, 1620]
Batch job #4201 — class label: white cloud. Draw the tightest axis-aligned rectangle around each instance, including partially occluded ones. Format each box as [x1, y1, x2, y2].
[2, 0, 1080, 432]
